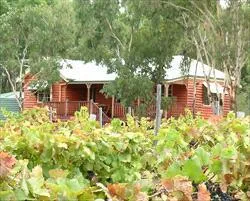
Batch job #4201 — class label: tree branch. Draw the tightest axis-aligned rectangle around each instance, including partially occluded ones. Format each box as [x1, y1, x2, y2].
[197, 27, 213, 78]
[160, 0, 205, 23]
[18, 44, 28, 101]
[190, 0, 218, 36]
[128, 26, 133, 53]
[105, 18, 125, 49]
[1, 65, 22, 110]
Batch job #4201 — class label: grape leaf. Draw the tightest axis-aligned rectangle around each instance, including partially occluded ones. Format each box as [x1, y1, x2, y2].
[197, 183, 210, 201]
[182, 157, 206, 183]
[195, 147, 210, 166]
[0, 152, 16, 177]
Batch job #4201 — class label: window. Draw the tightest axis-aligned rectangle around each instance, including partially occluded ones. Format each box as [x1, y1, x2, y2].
[37, 91, 50, 103]
[168, 85, 173, 97]
[203, 85, 210, 105]
[203, 85, 219, 105]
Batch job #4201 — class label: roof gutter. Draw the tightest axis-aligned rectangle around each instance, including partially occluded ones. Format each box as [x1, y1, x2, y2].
[165, 75, 225, 83]
[67, 81, 112, 84]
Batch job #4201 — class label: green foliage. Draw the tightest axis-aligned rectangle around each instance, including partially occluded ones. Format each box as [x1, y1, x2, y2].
[157, 111, 250, 195]
[0, 107, 153, 185]
[102, 75, 154, 107]
[181, 0, 250, 111]
[0, 108, 250, 200]
[237, 61, 250, 114]
[0, 0, 9, 16]
[73, 0, 186, 107]
[161, 96, 175, 111]
[0, 0, 75, 97]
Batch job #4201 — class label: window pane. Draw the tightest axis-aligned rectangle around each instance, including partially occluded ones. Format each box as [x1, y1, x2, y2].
[37, 92, 50, 102]
[203, 85, 210, 105]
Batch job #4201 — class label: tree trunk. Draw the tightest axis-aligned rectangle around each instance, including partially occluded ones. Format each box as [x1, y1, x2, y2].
[230, 84, 237, 113]
[1, 66, 22, 110]
[192, 57, 199, 117]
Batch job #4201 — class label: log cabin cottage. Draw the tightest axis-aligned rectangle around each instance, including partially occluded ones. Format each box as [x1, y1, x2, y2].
[23, 55, 231, 122]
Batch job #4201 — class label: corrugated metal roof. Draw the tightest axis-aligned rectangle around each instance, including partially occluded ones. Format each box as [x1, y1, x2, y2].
[0, 98, 20, 120]
[59, 55, 225, 82]
[60, 60, 117, 82]
[165, 56, 225, 80]
[0, 92, 22, 98]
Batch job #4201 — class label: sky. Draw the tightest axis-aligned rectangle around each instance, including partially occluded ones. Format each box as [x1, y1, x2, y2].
[220, 0, 228, 9]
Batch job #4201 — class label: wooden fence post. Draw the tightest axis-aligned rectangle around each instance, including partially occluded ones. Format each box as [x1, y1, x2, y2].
[154, 84, 162, 136]
[128, 106, 132, 115]
[90, 99, 93, 114]
[164, 83, 169, 118]
[99, 107, 103, 127]
[65, 99, 68, 117]
[111, 96, 115, 118]
[49, 107, 53, 122]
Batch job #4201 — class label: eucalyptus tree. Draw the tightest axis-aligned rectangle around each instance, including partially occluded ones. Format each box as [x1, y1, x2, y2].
[73, 0, 186, 108]
[176, 0, 250, 112]
[219, 1, 250, 111]
[0, 0, 76, 109]
[237, 61, 250, 114]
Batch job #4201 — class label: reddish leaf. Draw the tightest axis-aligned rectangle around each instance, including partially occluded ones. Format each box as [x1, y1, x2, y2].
[107, 183, 126, 199]
[189, 128, 200, 138]
[224, 173, 234, 184]
[219, 173, 234, 193]
[135, 192, 148, 201]
[162, 179, 174, 191]
[220, 182, 228, 194]
[0, 152, 16, 177]
[134, 183, 141, 194]
[208, 115, 223, 124]
[162, 177, 193, 201]
[197, 183, 210, 201]
[173, 177, 193, 201]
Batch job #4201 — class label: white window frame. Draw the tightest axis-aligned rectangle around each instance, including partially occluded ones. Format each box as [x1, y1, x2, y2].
[37, 91, 50, 103]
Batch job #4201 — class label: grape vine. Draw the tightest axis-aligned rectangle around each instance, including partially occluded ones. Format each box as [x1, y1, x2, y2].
[0, 107, 249, 200]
